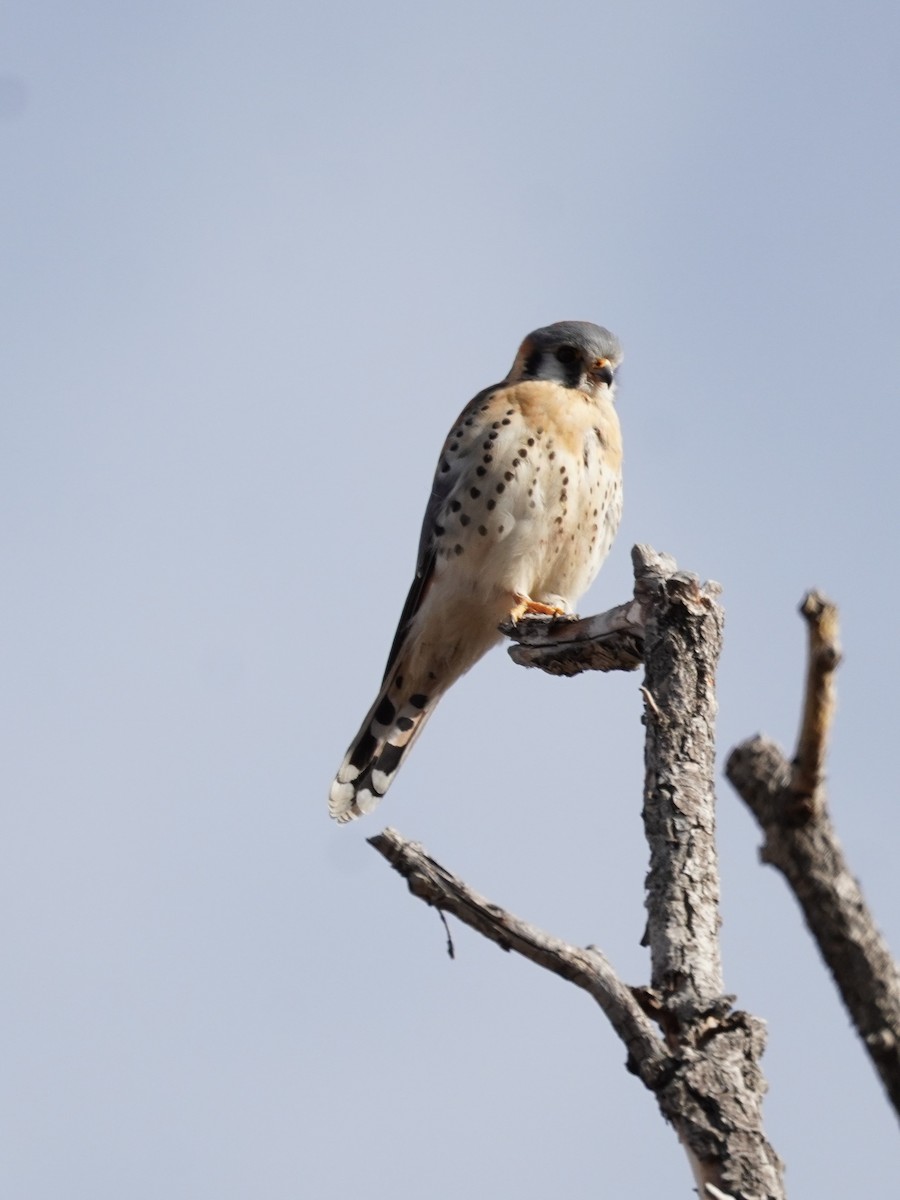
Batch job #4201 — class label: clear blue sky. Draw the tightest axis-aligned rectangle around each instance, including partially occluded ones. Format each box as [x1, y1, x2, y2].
[4, 2, 899, 1195]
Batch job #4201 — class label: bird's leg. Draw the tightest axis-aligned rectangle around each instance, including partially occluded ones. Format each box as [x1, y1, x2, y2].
[509, 593, 569, 623]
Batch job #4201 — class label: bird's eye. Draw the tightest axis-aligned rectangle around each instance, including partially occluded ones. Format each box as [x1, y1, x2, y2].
[555, 345, 579, 365]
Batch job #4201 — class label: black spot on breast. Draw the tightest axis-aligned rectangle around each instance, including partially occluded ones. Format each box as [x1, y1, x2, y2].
[527, 437, 535, 446]
[440, 460, 450, 473]
[478, 525, 487, 536]
[476, 466, 487, 477]
[487, 499, 496, 510]
[450, 500, 461, 512]
[374, 696, 396, 725]
[501, 417, 511, 426]
[396, 715, 415, 732]
[460, 514, 470, 526]
[518, 448, 528, 458]
[483, 453, 493, 463]
[449, 442, 459, 453]
[434, 523, 445, 537]
[409, 694, 428, 709]
[496, 482, 505, 493]
[469, 487, 481, 499]
[454, 544, 464, 555]
[504, 471, 514, 481]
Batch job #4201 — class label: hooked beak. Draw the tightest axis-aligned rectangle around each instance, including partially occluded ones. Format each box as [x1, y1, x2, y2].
[592, 357, 614, 387]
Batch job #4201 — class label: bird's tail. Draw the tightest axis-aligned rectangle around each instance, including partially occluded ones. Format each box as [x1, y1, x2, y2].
[329, 679, 440, 823]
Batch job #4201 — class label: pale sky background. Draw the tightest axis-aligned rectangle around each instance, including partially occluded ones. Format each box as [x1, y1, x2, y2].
[3, 2, 899, 1196]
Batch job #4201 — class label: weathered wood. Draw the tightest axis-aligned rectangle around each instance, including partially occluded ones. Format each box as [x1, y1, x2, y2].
[633, 546, 783, 1199]
[501, 598, 645, 676]
[727, 595, 900, 1124]
[369, 545, 785, 1198]
[368, 827, 673, 1090]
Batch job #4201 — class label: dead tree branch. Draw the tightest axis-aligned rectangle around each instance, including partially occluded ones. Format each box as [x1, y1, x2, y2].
[369, 545, 784, 1198]
[368, 827, 672, 1089]
[726, 592, 900, 1119]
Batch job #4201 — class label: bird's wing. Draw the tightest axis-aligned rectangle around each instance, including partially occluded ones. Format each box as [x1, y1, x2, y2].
[381, 383, 499, 683]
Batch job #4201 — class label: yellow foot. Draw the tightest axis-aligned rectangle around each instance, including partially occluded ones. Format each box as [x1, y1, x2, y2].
[510, 594, 569, 624]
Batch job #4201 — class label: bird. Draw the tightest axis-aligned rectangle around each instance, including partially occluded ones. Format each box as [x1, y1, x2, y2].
[329, 320, 624, 823]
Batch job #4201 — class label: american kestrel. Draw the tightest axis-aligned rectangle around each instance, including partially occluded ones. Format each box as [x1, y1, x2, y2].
[329, 320, 623, 823]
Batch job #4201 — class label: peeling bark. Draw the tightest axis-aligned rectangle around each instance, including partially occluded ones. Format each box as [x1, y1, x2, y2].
[368, 545, 785, 1197]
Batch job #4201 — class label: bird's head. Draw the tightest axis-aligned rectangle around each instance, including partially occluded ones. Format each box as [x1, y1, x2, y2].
[507, 320, 623, 398]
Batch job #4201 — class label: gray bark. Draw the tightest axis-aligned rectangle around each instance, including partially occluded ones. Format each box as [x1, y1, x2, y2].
[369, 544, 785, 1198]
[726, 592, 900, 1119]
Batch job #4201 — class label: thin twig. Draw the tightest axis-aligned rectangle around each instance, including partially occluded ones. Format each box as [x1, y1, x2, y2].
[791, 590, 842, 818]
[367, 827, 672, 1089]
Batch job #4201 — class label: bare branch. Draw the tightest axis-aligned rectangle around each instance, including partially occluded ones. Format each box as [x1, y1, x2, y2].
[726, 594, 900, 1118]
[368, 826, 672, 1089]
[632, 546, 783, 1199]
[634, 544, 725, 1012]
[791, 590, 841, 817]
[368, 546, 785, 1197]
[501, 598, 645, 676]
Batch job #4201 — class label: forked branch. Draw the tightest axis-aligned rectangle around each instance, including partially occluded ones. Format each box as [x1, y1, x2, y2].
[726, 592, 900, 1118]
[369, 545, 784, 1198]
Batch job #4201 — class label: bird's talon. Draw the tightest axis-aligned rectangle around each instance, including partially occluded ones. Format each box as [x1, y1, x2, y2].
[510, 595, 569, 623]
